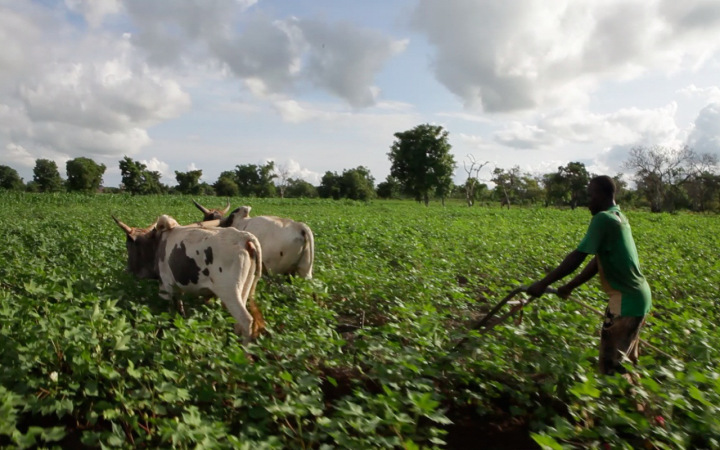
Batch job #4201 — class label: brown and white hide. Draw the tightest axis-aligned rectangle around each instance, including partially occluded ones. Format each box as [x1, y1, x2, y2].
[192, 201, 315, 279]
[219, 206, 314, 279]
[113, 214, 265, 343]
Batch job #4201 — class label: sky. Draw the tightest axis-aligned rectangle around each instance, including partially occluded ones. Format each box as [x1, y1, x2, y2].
[2, 0, 720, 188]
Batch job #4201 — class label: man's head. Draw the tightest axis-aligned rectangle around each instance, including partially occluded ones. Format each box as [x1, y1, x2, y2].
[588, 175, 616, 215]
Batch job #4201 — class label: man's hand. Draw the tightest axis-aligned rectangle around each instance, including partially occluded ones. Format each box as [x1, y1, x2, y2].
[526, 281, 548, 298]
[556, 284, 574, 299]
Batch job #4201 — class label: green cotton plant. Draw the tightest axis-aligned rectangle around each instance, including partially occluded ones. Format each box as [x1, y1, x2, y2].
[1, 192, 720, 447]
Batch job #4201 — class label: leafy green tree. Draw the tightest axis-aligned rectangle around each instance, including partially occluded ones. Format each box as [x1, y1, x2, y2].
[33, 159, 64, 192]
[388, 124, 456, 206]
[560, 162, 590, 209]
[542, 172, 568, 207]
[612, 174, 634, 206]
[685, 172, 720, 212]
[622, 145, 714, 212]
[340, 166, 376, 201]
[285, 178, 318, 198]
[0, 165, 24, 190]
[543, 162, 590, 209]
[119, 157, 167, 195]
[197, 182, 216, 196]
[66, 157, 106, 193]
[119, 157, 144, 194]
[491, 166, 519, 208]
[520, 174, 544, 204]
[175, 170, 203, 195]
[317, 167, 375, 200]
[213, 171, 239, 197]
[376, 175, 401, 199]
[318, 171, 342, 199]
[234, 162, 277, 197]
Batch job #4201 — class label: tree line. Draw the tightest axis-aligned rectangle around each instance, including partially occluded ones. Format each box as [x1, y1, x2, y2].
[1, 124, 718, 213]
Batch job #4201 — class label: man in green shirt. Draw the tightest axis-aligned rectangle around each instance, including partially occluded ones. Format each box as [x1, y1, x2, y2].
[527, 175, 652, 375]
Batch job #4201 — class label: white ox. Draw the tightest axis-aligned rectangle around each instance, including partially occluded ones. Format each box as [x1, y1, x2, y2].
[194, 202, 314, 279]
[113, 214, 265, 343]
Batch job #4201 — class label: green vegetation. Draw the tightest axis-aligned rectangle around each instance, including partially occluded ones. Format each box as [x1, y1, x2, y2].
[1, 192, 719, 448]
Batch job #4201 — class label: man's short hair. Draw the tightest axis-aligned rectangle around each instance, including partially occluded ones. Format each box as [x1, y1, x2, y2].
[590, 175, 616, 199]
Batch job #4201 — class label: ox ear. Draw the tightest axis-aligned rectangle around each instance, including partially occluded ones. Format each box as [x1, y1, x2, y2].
[112, 215, 136, 241]
[192, 199, 210, 215]
[156, 215, 179, 233]
[220, 198, 231, 216]
[240, 206, 251, 218]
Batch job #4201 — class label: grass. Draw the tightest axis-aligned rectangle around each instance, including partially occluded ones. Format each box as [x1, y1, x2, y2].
[1, 192, 719, 448]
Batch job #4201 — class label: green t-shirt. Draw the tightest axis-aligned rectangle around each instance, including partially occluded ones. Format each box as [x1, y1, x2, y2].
[577, 205, 652, 316]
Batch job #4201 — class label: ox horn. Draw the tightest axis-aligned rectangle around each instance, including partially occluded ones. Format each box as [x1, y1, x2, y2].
[220, 198, 231, 215]
[112, 215, 133, 235]
[192, 199, 210, 215]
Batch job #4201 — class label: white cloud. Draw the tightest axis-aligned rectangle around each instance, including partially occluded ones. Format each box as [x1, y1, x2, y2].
[411, 0, 720, 113]
[677, 84, 720, 103]
[688, 103, 720, 156]
[122, 3, 404, 107]
[493, 122, 556, 149]
[64, 0, 122, 28]
[3, 143, 36, 168]
[141, 157, 171, 181]
[537, 103, 683, 148]
[271, 158, 322, 185]
[0, 6, 191, 172]
[298, 19, 407, 107]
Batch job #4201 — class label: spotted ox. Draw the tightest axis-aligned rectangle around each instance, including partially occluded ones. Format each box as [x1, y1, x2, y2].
[113, 214, 265, 343]
[194, 202, 315, 279]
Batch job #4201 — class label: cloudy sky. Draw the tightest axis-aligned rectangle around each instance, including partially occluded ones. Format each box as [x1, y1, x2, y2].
[2, 0, 720, 188]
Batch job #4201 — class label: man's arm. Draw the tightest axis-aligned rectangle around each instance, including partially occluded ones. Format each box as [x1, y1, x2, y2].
[557, 256, 598, 298]
[527, 250, 589, 297]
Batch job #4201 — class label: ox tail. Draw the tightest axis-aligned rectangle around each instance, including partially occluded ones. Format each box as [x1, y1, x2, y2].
[245, 236, 266, 338]
[296, 223, 314, 279]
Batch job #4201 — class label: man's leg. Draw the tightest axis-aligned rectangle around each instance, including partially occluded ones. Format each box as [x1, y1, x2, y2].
[599, 314, 645, 375]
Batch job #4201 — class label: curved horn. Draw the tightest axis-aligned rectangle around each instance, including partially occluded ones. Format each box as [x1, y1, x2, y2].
[192, 199, 210, 215]
[220, 198, 231, 215]
[112, 215, 133, 235]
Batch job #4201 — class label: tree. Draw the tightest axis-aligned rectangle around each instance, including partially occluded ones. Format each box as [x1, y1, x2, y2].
[0, 165, 24, 190]
[340, 166, 376, 201]
[119, 157, 167, 195]
[234, 162, 277, 197]
[684, 152, 720, 212]
[685, 172, 720, 212]
[213, 171, 240, 197]
[543, 162, 590, 209]
[462, 155, 489, 206]
[624, 145, 717, 212]
[520, 174, 544, 204]
[33, 159, 64, 192]
[317, 167, 375, 201]
[559, 162, 590, 209]
[542, 172, 568, 207]
[285, 178, 318, 198]
[274, 164, 291, 199]
[175, 170, 203, 195]
[376, 175, 401, 199]
[491, 166, 519, 208]
[612, 174, 634, 206]
[66, 157, 106, 193]
[388, 124, 456, 206]
[197, 182, 216, 196]
[318, 171, 342, 199]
